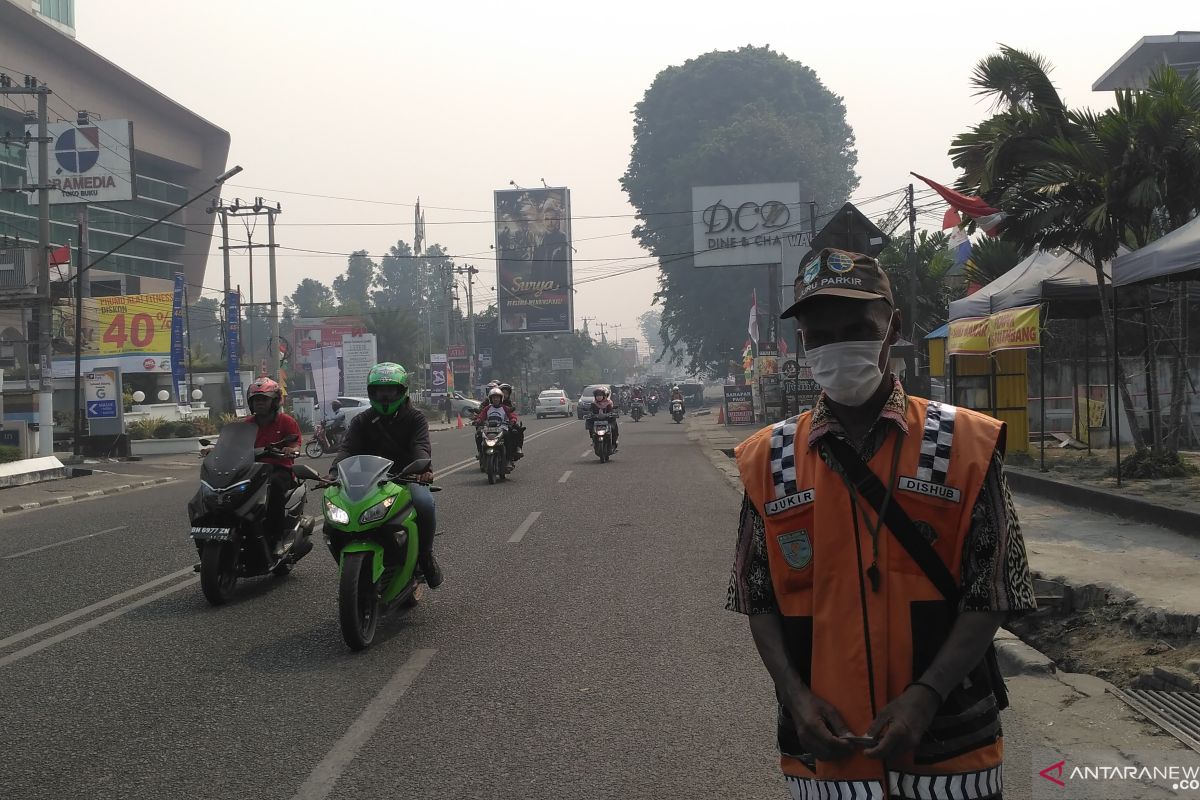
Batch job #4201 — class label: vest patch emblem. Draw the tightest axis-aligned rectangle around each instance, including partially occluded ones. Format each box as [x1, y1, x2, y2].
[897, 475, 962, 504]
[764, 488, 815, 516]
[778, 530, 813, 570]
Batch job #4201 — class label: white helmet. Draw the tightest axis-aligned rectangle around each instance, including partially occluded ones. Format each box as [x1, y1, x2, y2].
[488, 387, 504, 401]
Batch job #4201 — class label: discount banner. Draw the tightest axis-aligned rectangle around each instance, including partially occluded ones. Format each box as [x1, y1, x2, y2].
[97, 292, 173, 355]
[51, 292, 174, 377]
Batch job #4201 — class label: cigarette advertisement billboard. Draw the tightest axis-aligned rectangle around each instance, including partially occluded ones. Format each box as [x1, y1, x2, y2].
[494, 187, 573, 334]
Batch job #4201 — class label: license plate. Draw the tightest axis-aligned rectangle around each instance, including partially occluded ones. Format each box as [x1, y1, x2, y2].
[191, 527, 232, 540]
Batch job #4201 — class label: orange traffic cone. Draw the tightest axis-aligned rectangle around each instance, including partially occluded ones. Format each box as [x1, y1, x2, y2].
[717, 406, 725, 425]
[457, 413, 464, 429]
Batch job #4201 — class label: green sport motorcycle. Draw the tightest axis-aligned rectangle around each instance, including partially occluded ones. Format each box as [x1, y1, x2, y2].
[322, 454, 439, 651]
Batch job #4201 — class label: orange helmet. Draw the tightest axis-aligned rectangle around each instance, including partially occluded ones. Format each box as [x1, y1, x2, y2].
[247, 377, 282, 412]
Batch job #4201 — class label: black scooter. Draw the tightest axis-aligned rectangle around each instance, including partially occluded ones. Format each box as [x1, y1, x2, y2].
[188, 422, 322, 605]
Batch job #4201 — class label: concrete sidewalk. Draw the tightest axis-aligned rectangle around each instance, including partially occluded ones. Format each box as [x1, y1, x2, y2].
[0, 454, 192, 515]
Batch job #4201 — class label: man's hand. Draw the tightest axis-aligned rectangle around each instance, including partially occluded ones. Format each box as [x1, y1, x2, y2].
[418, 470, 434, 484]
[863, 685, 941, 760]
[782, 685, 856, 761]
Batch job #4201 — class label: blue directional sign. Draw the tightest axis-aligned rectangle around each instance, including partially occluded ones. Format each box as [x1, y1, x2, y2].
[86, 400, 117, 419]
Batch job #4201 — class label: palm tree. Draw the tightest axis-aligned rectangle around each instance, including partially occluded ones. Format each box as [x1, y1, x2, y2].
[946, 47, 1200, 453]
[878, 230, 955, 337]
[962, 237, 1021, 288]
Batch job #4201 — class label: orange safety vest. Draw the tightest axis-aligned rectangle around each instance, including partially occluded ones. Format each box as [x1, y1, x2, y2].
[735, 396, 1006, 800]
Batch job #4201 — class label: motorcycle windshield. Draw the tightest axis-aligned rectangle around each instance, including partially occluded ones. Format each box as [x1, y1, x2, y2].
[202, 422, 258, 483]
[336, 454, 395, 503]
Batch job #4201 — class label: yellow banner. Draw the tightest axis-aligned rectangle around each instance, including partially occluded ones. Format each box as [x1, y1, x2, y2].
[948, 305, 1040, 355]
[948, 317, 990, 356]
[988, 305, 1040, 351]
[96, 292, 173, 355]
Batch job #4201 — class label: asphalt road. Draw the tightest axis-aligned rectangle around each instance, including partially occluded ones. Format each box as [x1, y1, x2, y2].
[0, 412, 785, 799]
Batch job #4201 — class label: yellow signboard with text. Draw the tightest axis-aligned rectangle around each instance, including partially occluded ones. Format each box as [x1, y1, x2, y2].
[96, 292, 173, 355]
[948, 305, 1040, 355]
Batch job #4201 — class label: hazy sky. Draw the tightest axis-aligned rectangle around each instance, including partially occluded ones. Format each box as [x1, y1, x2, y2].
[76, 0, 1191, 348]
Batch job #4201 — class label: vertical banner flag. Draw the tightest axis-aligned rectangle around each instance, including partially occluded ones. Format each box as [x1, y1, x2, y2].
[430, 353, 448, 397]
[226, 291, 245, 412]
[170, 273, 188, 405]
[494, 187, 574, 333]
[748, 289, 760, 348]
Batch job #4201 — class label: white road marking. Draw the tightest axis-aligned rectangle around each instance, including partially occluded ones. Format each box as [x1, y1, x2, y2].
[291, 649, 437, 800]
[508, 511, 542, 543]
[0, 566, 196, 652]
[581, 449, 592, 458]
[3, 525, 128, 560]
[558, 470, 572, 484]
[0, 576, 197, 669]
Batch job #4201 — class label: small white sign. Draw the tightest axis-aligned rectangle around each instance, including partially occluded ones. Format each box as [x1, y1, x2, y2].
[341, 334, 378, 397]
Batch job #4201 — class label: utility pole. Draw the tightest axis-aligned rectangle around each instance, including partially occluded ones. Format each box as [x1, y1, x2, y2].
[267, 203, 281, 381]
[580, 316, 596, 337]
[0, 75, 55, 456]
[442, 262, 452, 362]
[907, 183, 917, 344]
[455, 264, 479, 390]
[72, 207, 87, 456]
[208, 197, 282, 387]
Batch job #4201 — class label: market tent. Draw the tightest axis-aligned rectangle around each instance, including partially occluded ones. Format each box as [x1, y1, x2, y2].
[948, 248, 1116, 321]
[1113, 214, 1200, 286]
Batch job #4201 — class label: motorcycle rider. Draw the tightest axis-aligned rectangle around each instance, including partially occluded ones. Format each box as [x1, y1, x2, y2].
[324, 399, 347, 449]
[244, 377, 307, 556]
[475, 386, 521, 471]
[670, 384, 686, 414]
[499, 382, 524, 459]
[331, 362, 442, 588]
[648, 386, 660, 414]
[586, 386, 619, 451]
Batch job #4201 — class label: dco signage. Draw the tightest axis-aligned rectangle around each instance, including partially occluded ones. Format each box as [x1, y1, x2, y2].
[692, 183, 802, 268]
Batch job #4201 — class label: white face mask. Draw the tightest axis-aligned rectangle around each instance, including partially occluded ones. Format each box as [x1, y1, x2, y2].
[804, 339, 886, 407]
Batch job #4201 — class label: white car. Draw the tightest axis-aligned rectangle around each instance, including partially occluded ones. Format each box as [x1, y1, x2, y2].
[535, 389, 574, 419]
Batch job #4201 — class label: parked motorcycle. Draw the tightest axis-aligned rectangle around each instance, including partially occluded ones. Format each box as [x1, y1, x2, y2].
[188, 423, 321, 606]
[321, 455, 440, 651]
[630, 399, 644, 422]
[477, 419, 510, 484]
[591, 413, 617, 463]
[304, 422, 340, 458]
[671, 399, 685, 423]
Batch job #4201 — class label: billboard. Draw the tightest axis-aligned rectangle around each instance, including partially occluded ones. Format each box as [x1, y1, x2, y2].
[341, 333, 378, 397]
[692, 183, 802, 268]
[494, 187, 573, 334]
[51, 291, 174, 377]
[292, 316, 368, 366]
[25, 120, 136, 205]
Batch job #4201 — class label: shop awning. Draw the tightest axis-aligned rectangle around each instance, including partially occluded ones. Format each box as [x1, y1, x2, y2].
[948, 248, 1116, 322]
[1113, 214, 1200, 287]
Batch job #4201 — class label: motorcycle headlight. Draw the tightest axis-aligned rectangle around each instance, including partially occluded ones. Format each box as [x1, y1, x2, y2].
[359, 495, 396, 524]
[324, 499, 350, 525]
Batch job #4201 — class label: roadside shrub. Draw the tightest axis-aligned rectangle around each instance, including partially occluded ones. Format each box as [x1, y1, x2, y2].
[173, 422, 196, 438]
[1113, 450, 1200, 480]
[0, 445, 22, 463]
[188, 417, 217, 437]
[126, 419, 163, 441]
[152, 421, 177, 439]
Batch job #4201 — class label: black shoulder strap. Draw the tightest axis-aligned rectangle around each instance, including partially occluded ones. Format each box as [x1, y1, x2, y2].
[824, 435, 960, 603]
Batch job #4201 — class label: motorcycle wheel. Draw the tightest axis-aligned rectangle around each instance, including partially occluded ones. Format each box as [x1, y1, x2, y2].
[600, 440, 610, 463]
[487, 453, 498, 485]
[304, 441, 323, 459]
[199, 541, 237, 606]
[338, 551, 379, 651]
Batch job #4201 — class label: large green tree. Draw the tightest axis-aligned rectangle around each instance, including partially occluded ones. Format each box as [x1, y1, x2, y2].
[286, 278, 336, 317]
[622, 46, 859, 373]
[332, 250, 377, 313]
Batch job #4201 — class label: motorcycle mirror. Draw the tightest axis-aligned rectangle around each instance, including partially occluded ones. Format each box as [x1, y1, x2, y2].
[401, 458, 432, 475]
[281, 434, 299, 444]
[292, 463, 322, 482]
[198, 438, 212, 447]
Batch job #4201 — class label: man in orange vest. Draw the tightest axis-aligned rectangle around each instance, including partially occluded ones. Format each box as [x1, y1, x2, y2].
[728, 248, 1035, 800]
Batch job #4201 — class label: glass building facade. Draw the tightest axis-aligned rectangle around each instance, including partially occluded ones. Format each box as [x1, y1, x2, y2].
[31, 0, 74, 36]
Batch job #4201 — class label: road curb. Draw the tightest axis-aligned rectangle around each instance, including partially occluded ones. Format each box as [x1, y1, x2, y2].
[1005, 466, 1200, 540]
[994, 628, 1057, 677]
[0, 477, 176, 515]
